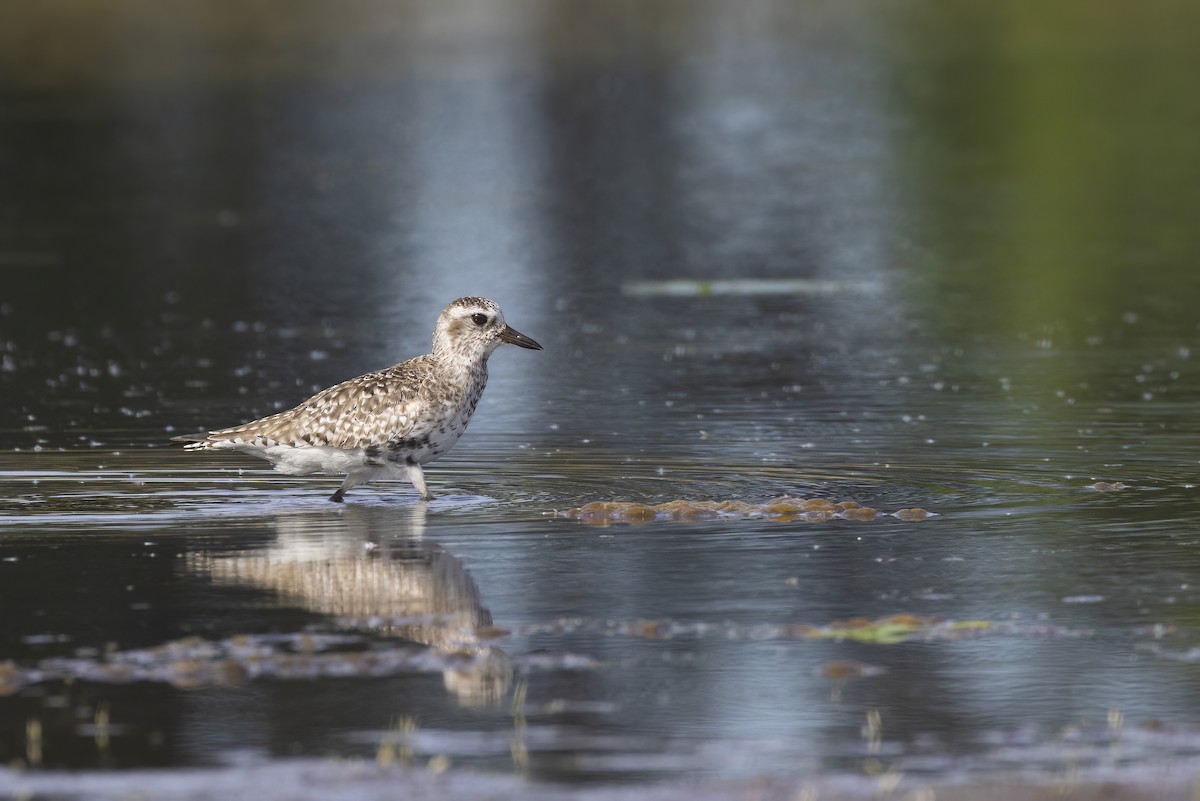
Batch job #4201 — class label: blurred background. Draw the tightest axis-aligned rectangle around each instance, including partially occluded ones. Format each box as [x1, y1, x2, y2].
[3, 0, 1199, 448]
[4, 1, 1200, 795]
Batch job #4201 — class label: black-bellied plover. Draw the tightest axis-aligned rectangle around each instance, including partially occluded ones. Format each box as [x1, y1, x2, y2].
[173, 297, 542, 502]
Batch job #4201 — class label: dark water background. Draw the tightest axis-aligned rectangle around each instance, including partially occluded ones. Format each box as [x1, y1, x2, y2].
[3, 0, 1200, 796]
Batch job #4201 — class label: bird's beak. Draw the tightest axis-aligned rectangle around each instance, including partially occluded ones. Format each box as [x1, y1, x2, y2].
[498, 325, 543, 350]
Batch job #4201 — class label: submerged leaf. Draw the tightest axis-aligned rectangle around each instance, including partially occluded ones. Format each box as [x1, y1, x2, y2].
[817, 660, 888, 681]
[802, 614, 991, 645]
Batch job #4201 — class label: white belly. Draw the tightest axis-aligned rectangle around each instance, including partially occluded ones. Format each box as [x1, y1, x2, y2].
[246, 444, 374, 476]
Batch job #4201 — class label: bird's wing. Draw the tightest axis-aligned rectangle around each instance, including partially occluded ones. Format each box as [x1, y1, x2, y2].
[178, 358, 433, 450]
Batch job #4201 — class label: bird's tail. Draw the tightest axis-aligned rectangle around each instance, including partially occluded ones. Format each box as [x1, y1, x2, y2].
[170, 432, 218, 450]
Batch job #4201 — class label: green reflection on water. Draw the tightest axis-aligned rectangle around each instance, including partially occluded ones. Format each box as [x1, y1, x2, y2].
[891, 0, 1200, 337]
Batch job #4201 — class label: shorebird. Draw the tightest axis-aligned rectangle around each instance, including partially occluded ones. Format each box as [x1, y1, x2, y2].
[173, 297, 542, 502]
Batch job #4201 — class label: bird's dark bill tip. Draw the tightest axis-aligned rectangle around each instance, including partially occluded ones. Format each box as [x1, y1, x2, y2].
[499, 326, 543, 350]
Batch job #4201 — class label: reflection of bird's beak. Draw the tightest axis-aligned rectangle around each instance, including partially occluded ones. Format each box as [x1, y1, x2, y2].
[498, 325, 543, 350]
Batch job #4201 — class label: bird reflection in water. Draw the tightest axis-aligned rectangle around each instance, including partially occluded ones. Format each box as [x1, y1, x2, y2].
[188, 503, 512, 707]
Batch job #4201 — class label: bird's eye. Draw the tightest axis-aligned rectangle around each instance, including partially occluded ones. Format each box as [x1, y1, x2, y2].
[471, 313, 488, 326]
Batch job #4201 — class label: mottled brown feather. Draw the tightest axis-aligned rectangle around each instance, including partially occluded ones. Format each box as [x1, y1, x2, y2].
[183, 357, 435, 450]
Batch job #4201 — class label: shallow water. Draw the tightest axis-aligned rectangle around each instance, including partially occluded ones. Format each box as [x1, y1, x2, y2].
[4, 0, 1200, 797]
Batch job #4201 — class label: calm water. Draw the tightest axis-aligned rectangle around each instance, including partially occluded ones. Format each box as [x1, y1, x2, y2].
[4, 1, 1200, 797]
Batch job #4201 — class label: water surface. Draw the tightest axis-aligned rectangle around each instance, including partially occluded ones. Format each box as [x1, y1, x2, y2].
[3, 0, 1200, 797]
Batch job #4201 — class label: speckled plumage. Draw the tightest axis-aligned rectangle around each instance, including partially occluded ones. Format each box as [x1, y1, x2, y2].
[173, 297, 542, 502]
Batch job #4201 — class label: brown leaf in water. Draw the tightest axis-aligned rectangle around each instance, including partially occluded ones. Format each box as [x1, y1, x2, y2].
[801, 499, 837, 511]
[624, 620, 663, 639]
[620, 505, 657, 520]
[840, 506, 879, 520]
[0, 661, 25, 696]
[215, 660, 248, 686]
[818, 660, 888, 681]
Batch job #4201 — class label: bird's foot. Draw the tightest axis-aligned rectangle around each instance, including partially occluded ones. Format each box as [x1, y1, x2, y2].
[329, 489, 346, 503]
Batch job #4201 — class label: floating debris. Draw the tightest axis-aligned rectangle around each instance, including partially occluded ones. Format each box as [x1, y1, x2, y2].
[3, 612, 1093, 692]
[800, 614, 991, 644]
[0, 661, 24, 696]
[522, 614, 1004, 645]
[1089, 481, 1129, 492]
[3, 633, 597, 691]
[1136, 642, 1200, 663]
[557, 497, 935, 525]
[816, 660, 888, 681]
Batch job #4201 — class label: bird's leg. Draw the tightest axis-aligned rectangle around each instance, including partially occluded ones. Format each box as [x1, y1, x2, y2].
[407, 463, 434, 501]
[330, 471, 368, 503]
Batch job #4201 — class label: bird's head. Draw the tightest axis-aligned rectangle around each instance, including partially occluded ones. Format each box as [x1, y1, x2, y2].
[433, 296, 542, 361]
